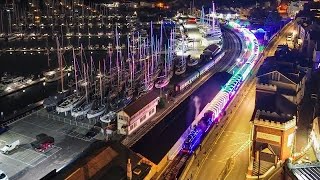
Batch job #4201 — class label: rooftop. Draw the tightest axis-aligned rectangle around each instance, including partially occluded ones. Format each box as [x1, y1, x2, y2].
[43, 141, 151, 180]
[286, 161, 320, 180]
[254, 91, 297, 122]
[257, 56, 306, 84]
[123, 90, 159, 117]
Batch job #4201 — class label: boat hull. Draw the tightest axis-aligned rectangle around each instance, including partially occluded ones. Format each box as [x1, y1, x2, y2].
[87, 105, 106, 119]
[71, 102, 93, 117]
[56, 96, 85, 113]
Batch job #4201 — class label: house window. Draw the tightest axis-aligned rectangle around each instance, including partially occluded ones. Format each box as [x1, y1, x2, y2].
[140, 115, 147, 123]
[149, 108, 155, 115]
[130, 125, 134, 131]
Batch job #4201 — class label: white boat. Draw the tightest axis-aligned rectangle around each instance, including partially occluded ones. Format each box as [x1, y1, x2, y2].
[43, 91, 68, 109]
[175, 66, 186, 75]
[71, 101, 94, 117]
[187, 58, 199, 66]
[1, 73, 24, 84]
[203, 28, 222, 40]
[155, 77, 170, 88]
[43, 68, 68, 83]
[100, 111, 117, 123]
[87, 104, 106, 119]
[56, 95, 85, 113]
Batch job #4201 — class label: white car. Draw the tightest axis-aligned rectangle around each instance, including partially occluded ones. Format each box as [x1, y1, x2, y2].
[0, 170, 8, 180]
[0, 140, 20, 154]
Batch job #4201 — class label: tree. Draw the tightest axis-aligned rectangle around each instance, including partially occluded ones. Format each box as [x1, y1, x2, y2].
[264, 10, 282, 27]
[157, 97, 166, 109]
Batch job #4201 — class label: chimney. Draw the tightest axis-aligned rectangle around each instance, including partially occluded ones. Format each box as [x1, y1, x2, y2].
[127, 158, 132, 180]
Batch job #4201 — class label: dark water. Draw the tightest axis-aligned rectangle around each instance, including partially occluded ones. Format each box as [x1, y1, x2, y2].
[0, 81, 59, 117]
[131, 72, 232, 163]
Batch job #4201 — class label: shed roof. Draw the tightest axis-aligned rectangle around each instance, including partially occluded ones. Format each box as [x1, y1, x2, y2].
[123, 90, 159, 117]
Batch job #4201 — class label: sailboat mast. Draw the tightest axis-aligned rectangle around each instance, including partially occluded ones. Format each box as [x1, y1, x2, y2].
[83, 64, 88, 103]
[150, 22, 154, 76]
[56, 37, 64, 92]
[73, 49, 78, 95]
[212, 1, 215, 29]
[115, 26, 120, 87]
[99, 61, 103, 104]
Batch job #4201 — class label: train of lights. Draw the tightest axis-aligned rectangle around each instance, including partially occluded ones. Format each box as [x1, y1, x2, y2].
[182, 21, 260, 153]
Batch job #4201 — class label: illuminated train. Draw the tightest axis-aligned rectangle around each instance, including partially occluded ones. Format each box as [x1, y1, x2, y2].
[181, 128, 203, 153]
[181, 112, 215, 153]
[174, 51, 226, 94]
[181, 21, 259, 154]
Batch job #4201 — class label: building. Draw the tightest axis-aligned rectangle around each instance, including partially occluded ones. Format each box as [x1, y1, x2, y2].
[256, 61, 307, 105]
[247, 91, 297, 177]
[117, 90, 159, 135]
[287, 1, 308, 19]
[247, 57, 302, 177]
[41, 141, 152, 180]
[313, 40, 320, 67]
[284, 159, 320, 180]
[295, 1, 320, 59]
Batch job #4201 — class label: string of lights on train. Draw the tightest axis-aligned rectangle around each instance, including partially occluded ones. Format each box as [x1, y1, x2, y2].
[181, 21, 261, 153]
[207, 21, 259, 121]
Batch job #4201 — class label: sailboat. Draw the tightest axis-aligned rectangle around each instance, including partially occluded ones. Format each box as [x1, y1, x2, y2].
[71, 64, 93, 118]
[187, 55, 199, 66]
[44, 38, 69, 110]
[87, 61, 107, 119]
[100, 111, 117, 123]
[155, 23, 173, 88]
[200, 2, 222, 43]
[155, 46, 171, 88]
[43, 30, 68, 83]
[174, 25, 187, 75]
[56, 48, 85, 114]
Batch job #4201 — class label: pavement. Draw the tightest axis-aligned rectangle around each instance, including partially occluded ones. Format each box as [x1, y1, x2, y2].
[181, 21, 301, 180]
[0, 111, 95, 180]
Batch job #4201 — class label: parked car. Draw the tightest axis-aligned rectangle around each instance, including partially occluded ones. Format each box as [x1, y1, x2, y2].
[0, 126, 9, 135]
[30, 133, 54, 152]
[0, 140, 20, 154]
[0, 170, 8, 180]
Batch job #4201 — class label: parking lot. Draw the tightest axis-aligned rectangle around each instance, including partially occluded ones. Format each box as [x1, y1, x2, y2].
[0, 109, 103, 180]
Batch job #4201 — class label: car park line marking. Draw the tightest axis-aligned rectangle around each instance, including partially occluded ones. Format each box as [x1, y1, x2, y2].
[2, 145, 62, 167]
[20, 118, 92, 142]
[1, 151, 38, 167]
[20, 120, 54, 131]
[33, 146, 62, 166]
[8, 130, 35, 141]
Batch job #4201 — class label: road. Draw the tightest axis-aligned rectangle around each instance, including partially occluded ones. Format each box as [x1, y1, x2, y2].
[181, 22, 296, 180]
[123, 27, 243, 147]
